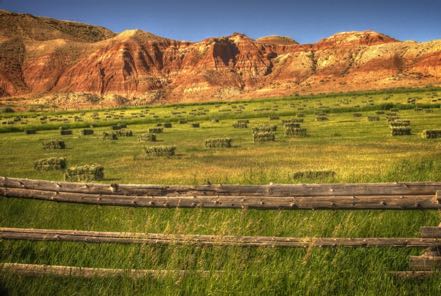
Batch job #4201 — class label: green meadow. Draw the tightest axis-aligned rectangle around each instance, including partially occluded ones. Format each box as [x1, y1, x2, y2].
[1, 87, 441, 295]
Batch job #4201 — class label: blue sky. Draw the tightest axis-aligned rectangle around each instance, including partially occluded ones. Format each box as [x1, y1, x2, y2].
[1, 0, 440, 43]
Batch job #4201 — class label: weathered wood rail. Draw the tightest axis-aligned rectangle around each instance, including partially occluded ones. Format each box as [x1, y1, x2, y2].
[1, 227, 441, 248]
[0, 263, 215, 278]
[392, 225, 441, 278]
[1, 177, 441, 209]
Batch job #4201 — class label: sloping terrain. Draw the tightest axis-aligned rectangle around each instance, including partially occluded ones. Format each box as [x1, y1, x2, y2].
[0, 9, 440, 107]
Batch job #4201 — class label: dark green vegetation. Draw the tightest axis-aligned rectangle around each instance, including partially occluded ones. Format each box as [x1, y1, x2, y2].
[1, 88, 441, 295]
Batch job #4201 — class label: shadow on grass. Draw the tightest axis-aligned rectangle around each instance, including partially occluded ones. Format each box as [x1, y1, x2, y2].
[0, 282, 9, 296]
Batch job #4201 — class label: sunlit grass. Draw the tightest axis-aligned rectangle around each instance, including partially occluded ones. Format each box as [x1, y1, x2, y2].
[1, 89, 441, 295]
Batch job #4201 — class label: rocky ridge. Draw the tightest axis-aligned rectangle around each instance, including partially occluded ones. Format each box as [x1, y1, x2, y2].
[0, 10, 440, 107]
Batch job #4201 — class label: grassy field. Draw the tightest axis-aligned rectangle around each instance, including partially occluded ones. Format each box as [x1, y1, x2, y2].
[1, 88, 441, 295]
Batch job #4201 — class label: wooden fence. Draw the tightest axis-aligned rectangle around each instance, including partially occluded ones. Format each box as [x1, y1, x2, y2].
[1, 176, 441, 209]
[1, 226, 441, 278]
[1, 227, 441, 248]
[391, 226, 441, 278]
[0, 263, 216, 278]
[2, 177, 441, 278]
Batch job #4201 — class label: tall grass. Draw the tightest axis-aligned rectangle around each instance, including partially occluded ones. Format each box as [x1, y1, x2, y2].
[1, 88, 441, 295]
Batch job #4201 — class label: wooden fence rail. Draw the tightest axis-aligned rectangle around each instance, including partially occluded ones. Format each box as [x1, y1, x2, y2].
[0, 263, 215, 278]
[1, 177, 441, 209]
[1, 227, 441, 248]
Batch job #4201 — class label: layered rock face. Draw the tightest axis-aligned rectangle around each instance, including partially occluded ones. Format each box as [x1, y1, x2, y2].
[1, 9, 440, 107]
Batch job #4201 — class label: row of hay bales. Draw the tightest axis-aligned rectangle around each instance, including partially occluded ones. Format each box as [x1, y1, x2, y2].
[6, 93, 439, 129]
[24, 127, 90, 136]
[33, 157, 104, 182]
[40, 119, 440, 159]
[23, 118, 202, 137]
[232, 117, 308, 143]
[365, 110, 441, 138]
[102, 129, 134, 140]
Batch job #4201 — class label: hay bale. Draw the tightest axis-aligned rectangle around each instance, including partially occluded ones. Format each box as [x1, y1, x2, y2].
[138, 133, 156, 142]
[163, 122, 172, 128]
[24, 129, 37, 135]
[233, 121, 248, 128]
[421, 130, 441, 139]
[42, 140, 65, 149]
[285, 127, 307, 137]
[316, 115, 328, 121]
[149, 127, 163, 134]
[116, 129, 133, 137]
[283, 122, 301, 128]
[64, 164, 104, 182]
[205, 138, 232, 148]
[144, 145, 176, 157]
[367, 116, 380, 122]
[291, 170, 336, 180]
[60, 129, 73, 135]
[80, 129, 94, 136]
[34, 157, 66, 171]
[253, 125, 277, 133]
[59, 126, 73, 136]
[269, 115, 279, 120]
[353, 113, 363, 117]
[390, 127, 411, 136]
[253, 131, 275, 143]
[191, 123, 200, 128]
[178, 119, 188, 124]
[111, 124, 127, 130]
[102, 132, 118, 140]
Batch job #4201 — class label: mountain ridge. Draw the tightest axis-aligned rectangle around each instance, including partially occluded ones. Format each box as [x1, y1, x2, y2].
[0, 9, 440, 108]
